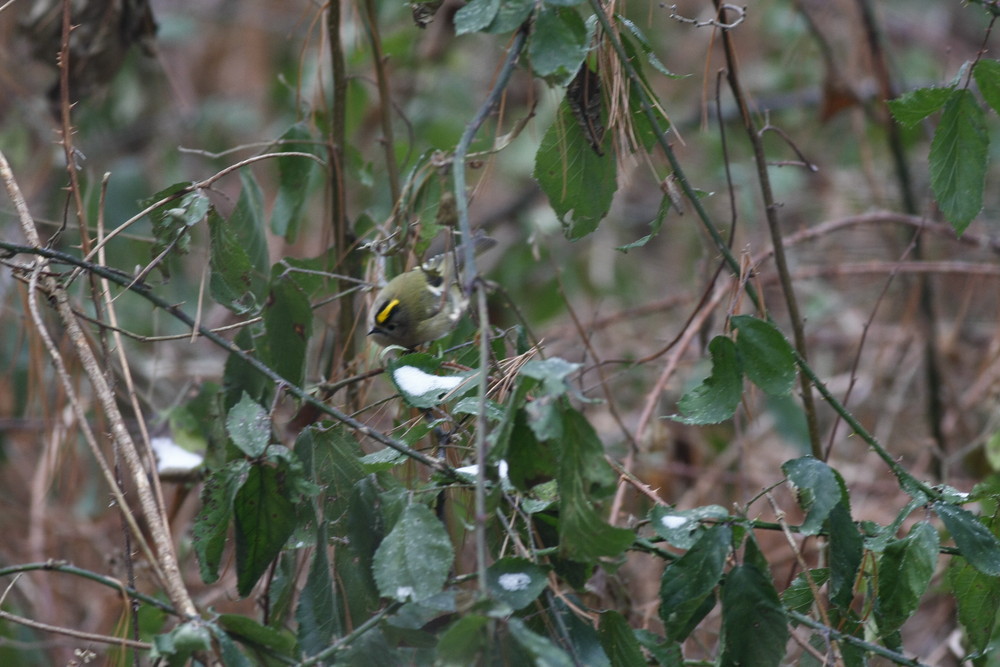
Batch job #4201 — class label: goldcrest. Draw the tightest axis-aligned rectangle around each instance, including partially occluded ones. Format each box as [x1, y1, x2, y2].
[368, 236, 496, 349]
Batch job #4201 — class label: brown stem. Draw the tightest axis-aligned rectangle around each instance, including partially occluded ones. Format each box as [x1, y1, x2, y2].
[712, 1, 823, 458]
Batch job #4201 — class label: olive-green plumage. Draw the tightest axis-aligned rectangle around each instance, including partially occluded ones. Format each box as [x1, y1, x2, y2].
[368, 236, 495, 349]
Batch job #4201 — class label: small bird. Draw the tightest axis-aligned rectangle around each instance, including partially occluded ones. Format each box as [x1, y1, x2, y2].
[368, 236, 496, 349]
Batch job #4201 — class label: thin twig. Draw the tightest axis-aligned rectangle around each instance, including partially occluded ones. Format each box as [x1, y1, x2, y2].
[452, 24, 529, 595]
[712, 0, 821, 458]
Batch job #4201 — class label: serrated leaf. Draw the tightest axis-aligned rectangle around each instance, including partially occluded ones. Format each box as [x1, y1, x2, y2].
[372, 503, 454, 602]
[782, 457, 844, 535]
[720, 562, 789, 667]
[295, 534, 338, 655]
[949, 554, 1000, 656]
[732, 315, 797, 396]
[974, 59, 1000, 115]
[487, 558, 548, 610]
[226, 393, 271, 458]
[615, 15, 682, 79]
[934, 501, 1000, 576]
[234, 463, 298, 597]
[216, 614, 296, 656]
[436, 615, 490, 666]
[598, 611, 645, 667]
[149, 190, 209, 277]
[453, 0, 499, 34]
[209, 209, 263, 315]
[484, 0, 534, 34]
[528, 6, 589, 84]
[930, 88, 988, 233]
[507, 618, 575, 667]
[534, 100, 617, 239]
[209, 169, 270, 314]
[262, 276, 312, 387]
[206, 621, 253, 667]
[191, 460, 250, 583]
[827, 501, 863, 609]
[781, 568, 830, 615]
[659, 524, 730, 641]
[876, 521, 938, 635]
[670, 336, 742, 425]
[558, 408, 635, 560]
[271, 124, 316, 241]
[634, 629, 684, 666]
[887, 86, 954, 128]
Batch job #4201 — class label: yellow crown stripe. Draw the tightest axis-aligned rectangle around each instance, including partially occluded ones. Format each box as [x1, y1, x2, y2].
[376, 298, 400, 324]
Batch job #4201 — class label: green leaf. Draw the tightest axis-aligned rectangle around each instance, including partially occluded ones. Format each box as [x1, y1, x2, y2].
[486, 558, 548, 610]
[649, 504, 730, 550]
[934, 501, 1000, 576]
[598, 611, 645, 667]
[372, 503, 455, 602]
[386, 354, 472, 409]
[506, 409, 556, 491]
[876, 521, 938, 635]
[191, 460, 250, 583]
[615, 16, 682, 80]
[297, 425, 366, 527]
[528, 6, 589, 84]
[216, 614, 295, 657]
[262, 276, 312, 387]
[436, 615, 490, 666]
[222, 326, 271, 407]
[827, 501, 863, 609]
[670, 336, 742, 425]
[506, 618, 575, 667]
[949, 554, 1000, 656]
[205, 621, 254, 667]
[781, 568, 830, 615]
[974, 59, 1000, 115]
[226, 393, 271, 458]
[270, 124, 317, 241]
[659, 524, 730, 641]
[534, 100, 617, 239]
[887, 86, 954, 128]
[486, 0, 535, 34]
[930, 88, 988, 233]
[781, 457, 844, 535]
[519, 358, 583, 442]
[454, 0, 499, 34]
[616, 194, 671, 251]
[520, 357, 582, 395]
[209, 169, 270, 314]
[152, 621, 213, 665]
[209, 208, 263, 315]
[634, 630, 684, 666]
[732, 315, 797, 396]
[720, 562, 789, 667]
[295, 528, 339, 655]
[558, 408, 635, 560]
[234, 462, 298, 597]
[149, 189, 209, 277]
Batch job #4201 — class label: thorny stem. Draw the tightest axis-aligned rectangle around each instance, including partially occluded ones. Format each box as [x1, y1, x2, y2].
[712, 0, 822, 459]
[587, 1, 941, 500]
[855, 0, 947, 478]
[0, 239, 457, 478]
[451, 24, 529, 596]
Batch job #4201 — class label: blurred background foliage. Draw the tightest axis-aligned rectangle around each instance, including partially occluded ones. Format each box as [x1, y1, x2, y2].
[1, 0, 1000, 663]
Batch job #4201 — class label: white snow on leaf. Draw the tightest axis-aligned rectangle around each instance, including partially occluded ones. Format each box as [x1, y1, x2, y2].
[393, 366, 463, 395]
[660, 514, 688, 530]
[498, 572, 532, 591]
[151, 436, 204, 474]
